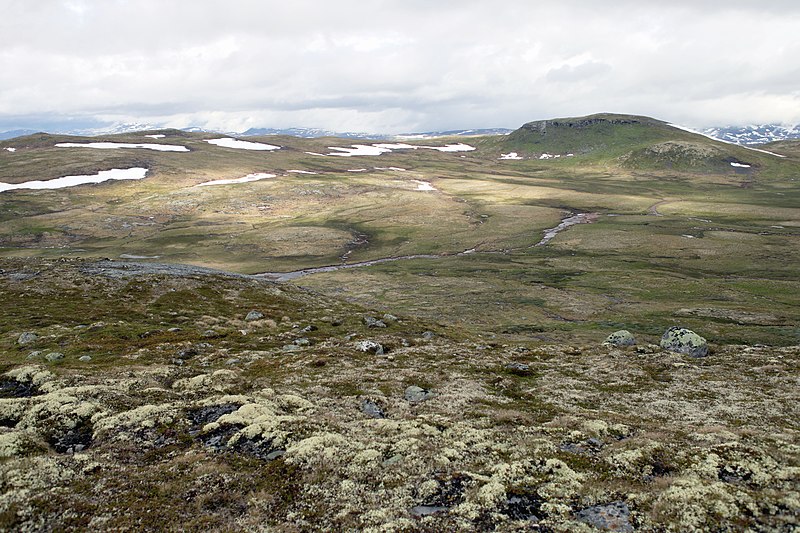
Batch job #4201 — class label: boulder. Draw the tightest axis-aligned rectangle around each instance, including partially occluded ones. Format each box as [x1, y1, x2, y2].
[245, 310, 264, 321]
[404, 385, 437, 403]
[356, 340, 384, 355]
[45, 352, 64, 362]
[604, 330, 636, 347]
[575, 501, 633, 532]
[363, 316, 387, 328]
[505, 362, 532, 375]
[660, 326, 708, 357]
[17, 332, 38, 346]
[361, 399, 386, 419]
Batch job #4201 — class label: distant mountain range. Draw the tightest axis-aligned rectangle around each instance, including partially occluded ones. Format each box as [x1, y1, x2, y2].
[700, 124, 800, 145]
[2, 120, 799, 145]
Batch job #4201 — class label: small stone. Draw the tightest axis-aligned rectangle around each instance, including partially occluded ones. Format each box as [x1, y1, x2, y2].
[245, 310, 264, 321]
[282, 344, 302, 352]
[404, 385, 437, 403]
[603, 330, 637, 347]
[167, 327, 182, 333]
[301, 325, 318, 333]
[505, 362, 532, 375]
[45, 352, 64, 362]
[78, 355, 92, 362]
[382, 313, 398, 322]
[382, 454, 403, 467]
[361, 399, 386, 419]
[265, 450, 286, 461]
[202, 329, 219, 338]
[17, 332, 38, 346]
[421, 331, 435, 340]
[294, 338, 311, 346]
[356, 340, 384, 355]
[660, 326, 709, 357]
[575, 501, 633, 532]
[410, 505, 448, 517]
[176, 347, 198, 360]
[330, 319, 343, 326]
[363, 316, 387, 328]
[27, 351, 43, 360]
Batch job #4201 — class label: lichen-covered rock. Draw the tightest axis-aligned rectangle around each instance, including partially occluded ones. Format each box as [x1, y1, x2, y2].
[404, 385, 437, 403]
[17, 332, 39, 345]
[361, 399, 386, 419]
[363, 316, 387, 328]
[355, 340, 384, 355]
[575, 501, 633, 532]
[604, 330, 636, 347]
[44, 352, 64, 362]
[245, 310, 264, 321]
[660, 326, 708, 357]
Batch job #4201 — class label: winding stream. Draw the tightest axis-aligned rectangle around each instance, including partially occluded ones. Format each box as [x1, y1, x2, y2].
[255, 212, 599, 281]
[534, 213, 599, 246]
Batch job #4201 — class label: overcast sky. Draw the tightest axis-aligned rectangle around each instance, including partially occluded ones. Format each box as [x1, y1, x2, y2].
[1, 0, 799, 133]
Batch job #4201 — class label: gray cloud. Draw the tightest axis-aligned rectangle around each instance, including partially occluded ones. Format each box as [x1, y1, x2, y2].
[1, 0, 799, 132]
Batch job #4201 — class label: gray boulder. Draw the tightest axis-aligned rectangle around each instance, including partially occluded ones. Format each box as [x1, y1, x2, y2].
[78, 355, 92, 362]
[361, 399, 386, 419]
[356, 340, 384, 355]
[604, 330, 636, 347]
[17, 332, 38, 346]
[45, 352, 64, 362]
[660, 326, 708, 357]
[404, 385, 437, 403]
[575, 501, 633, 532]
[363, 316, 387, 328]
[245, 310, 264, 321]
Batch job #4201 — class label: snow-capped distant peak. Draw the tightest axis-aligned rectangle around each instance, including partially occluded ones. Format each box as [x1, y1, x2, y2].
[700, 124, 800, 145]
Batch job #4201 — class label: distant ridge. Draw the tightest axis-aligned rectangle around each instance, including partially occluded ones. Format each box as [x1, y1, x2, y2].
[702, 124, 800, 145]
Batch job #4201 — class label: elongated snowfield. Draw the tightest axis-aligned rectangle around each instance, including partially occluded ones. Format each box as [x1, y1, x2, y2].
[0, 167, 148, 192]
[195, 173, 276, 187]
[328, 142, 476, 157]
[205, 138, 280, 151]
[55, 142, 189, 152]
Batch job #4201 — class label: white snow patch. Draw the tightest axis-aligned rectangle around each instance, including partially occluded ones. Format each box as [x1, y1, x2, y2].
[4, 147, 16, 152]
[424, 143, 475, 152]
[499, 152, 523, 160]
[346, 168, 368, 172]
[539, 153, 555, 159]
[329, 145, 392, 157]
[145, 134, 165, 139]
[55, 142, 189, 152]
[682, 235, 696, 239]
[196, 173, 276, 187]
[374, 167, 407, 171]
[205, 138, 280, 151]
[119, 254, 160, 259]
[730, 162, 751, 168]
[304, 152, 327, 157]
[372, 143, 418, 150]
[0, 167, 148, 193]
[287, 170, 318, 175]
[327, 142, 475, 157]
[412, 180, 436, 191]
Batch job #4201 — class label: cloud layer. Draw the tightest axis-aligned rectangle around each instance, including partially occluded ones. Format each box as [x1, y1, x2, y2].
[1, 0, 799, 132]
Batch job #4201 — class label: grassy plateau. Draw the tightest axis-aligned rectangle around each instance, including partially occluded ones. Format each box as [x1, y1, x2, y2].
[0, 114, 798, 531]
